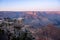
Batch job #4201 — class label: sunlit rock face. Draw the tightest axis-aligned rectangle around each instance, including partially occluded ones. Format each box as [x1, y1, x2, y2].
[0, 11, 60, 40]
[0, 11, 60, 28]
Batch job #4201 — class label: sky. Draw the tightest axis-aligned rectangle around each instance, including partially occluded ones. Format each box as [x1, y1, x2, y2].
[0, 0, 60, 11]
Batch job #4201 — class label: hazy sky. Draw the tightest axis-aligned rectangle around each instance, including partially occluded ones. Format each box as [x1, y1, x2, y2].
[0, 0, 60, 11]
